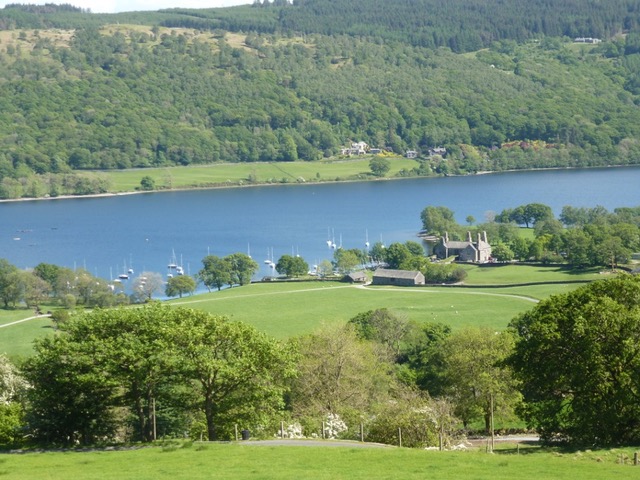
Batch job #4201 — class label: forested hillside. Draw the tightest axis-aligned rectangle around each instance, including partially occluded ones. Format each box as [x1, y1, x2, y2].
[3, 0, 638, 51]
[2, 2, 640, 198]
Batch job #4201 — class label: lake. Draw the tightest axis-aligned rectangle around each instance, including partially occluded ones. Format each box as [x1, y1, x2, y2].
[1, 166, 639, 283]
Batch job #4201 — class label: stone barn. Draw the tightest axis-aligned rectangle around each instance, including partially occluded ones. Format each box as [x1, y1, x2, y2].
[372, 268, 425, 286]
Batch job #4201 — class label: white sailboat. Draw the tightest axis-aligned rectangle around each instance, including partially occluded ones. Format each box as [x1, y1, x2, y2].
[264, 247, 276, 268]
[168, 249, 178, 269]
[118, 259, 129, 280]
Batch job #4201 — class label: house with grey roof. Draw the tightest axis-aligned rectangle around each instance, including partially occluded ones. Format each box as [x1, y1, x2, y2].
[345, 271, 368, 283]
[372, 268, 425, 286]
[433, 231, 492, 263]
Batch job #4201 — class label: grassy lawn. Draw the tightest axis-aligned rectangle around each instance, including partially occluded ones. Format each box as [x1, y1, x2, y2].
[105, 157, 420, 192]
[1, 442, 639, 480]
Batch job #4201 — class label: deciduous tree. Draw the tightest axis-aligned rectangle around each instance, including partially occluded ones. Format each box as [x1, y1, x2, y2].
[509, 274, 640, 446]
[198, 255, 232, 291]
[165, 275, 196, 298]
[275, 254, 309, 277]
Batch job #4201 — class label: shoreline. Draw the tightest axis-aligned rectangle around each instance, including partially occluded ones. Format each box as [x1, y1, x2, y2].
[0, 163, 635, 204]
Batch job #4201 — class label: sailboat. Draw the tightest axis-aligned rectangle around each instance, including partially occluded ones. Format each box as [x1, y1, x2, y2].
[168, 249, 178, 269]
[118, 260, 129, 280]
[264, 248, 276, 268]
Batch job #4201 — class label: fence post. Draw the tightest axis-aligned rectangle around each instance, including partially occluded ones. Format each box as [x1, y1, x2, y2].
[398, 427, 402, 448]
[280, 421, 284, 439]
[234, 424, 238, 441]
[634, 452, 638, 466]
[360, 423, 364, 443]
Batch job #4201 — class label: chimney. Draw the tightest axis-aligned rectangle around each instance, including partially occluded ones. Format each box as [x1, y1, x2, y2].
[477, 232, 482, 246]
[483, 231, 488, 243]
[467, 231, 472, 242]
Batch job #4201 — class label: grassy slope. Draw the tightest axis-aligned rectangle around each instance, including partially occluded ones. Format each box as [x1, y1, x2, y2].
[168, 281, 536, 338]
[1, 442, 638, 480]
[0, 266, 606, 357]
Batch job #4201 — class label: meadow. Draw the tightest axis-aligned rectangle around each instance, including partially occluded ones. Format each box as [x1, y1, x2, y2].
[0, 440, 639, 480]
[105, 157, 420, 193]
[0, 265, 607, 357]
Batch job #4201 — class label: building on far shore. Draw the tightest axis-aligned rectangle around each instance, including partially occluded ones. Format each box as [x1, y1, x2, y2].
[433, 231, 492, 263]
[372, 268, 425, 286]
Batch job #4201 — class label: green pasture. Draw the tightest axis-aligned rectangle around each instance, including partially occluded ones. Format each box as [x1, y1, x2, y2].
[168, 281, 537, 338]
[1, 441, 638, 480]
[0, 315, 54, 360]
[461, 264, 604, 285]
[0, 265, 606, 357]
[105, 157, 419, 192]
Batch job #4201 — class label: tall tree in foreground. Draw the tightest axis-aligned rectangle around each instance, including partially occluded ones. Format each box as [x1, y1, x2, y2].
[440, 327, 520, 433]
[22, 304, 295, 445]
[509, 274, 640, 446]
[172, 309, 297, 440]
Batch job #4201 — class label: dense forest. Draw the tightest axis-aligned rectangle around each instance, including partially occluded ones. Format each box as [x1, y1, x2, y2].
[2, 1, 640, 197]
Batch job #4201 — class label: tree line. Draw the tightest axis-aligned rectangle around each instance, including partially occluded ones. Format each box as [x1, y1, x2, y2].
[3, 0, 638, 53]
[421, 204, 640, 269]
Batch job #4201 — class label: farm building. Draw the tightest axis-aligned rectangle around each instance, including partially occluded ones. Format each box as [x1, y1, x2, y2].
[345, 271, 368, 283]
[372, 268, 425, 286]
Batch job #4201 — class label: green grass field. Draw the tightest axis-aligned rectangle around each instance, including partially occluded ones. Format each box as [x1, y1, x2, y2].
[168, 282, 537, 338]
[105, 157, 420, 192]
[461, 264, 604, 285]
[1, 441, 638, 480]
[0, 265, 607, 358]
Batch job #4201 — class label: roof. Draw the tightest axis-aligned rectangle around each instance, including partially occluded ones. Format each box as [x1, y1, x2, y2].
[346, 271, 367, 281]
[445, 241, 473, 249]
[373, 268, 422, 279]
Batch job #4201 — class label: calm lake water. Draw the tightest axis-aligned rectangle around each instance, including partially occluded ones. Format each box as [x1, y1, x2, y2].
[1, 166, 639, 282]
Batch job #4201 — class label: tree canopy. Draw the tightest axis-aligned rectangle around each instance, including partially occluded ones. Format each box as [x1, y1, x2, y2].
[2, 13, 640, 198]
[22, 304, 296, 445]
[509, 274, 640, 446]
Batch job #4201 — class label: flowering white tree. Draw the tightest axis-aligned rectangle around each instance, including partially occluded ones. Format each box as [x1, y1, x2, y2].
[0, 355, 27, 447]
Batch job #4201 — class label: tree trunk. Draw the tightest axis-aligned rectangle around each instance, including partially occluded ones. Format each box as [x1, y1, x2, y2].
[205, 396, 216, 441]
